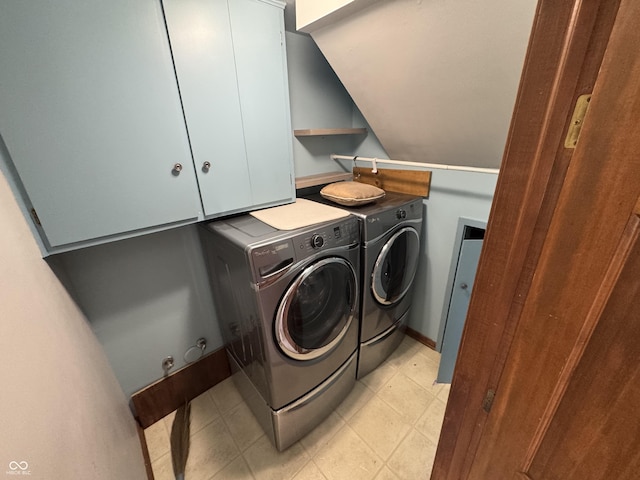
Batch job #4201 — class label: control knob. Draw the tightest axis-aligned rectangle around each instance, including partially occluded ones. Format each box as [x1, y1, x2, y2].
[396, 209, 407, 219]
[310, 234, 324, 249]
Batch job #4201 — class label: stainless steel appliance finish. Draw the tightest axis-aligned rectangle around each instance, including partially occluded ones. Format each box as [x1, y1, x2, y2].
[199, 214, 360, 451]
[309, 191, 423, 378]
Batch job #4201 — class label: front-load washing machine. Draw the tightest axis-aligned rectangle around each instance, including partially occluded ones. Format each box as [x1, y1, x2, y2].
[309, 191, 423, 378]
[199, 213, 360, 451]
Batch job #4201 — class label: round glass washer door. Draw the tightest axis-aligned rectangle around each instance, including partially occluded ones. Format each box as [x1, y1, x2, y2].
[371, 226, 421, 306]
[275, 257, 358, 361]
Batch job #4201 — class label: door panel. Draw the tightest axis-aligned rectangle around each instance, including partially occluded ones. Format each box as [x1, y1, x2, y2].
[437, 238, 483, 383]
[529, 214, 640, 479]
[431, 1, 623, 475]
[434, 0, 640, 478]
[469, 0, 640, 473]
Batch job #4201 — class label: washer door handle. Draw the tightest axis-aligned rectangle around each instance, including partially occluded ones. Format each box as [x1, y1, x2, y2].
[259, 258, 293, 278]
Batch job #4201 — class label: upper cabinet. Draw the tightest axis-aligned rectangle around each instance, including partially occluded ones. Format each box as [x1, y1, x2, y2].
[164, 0, 295, 217]
[0, 0, 294, 254]
[0, 0, 202, 250]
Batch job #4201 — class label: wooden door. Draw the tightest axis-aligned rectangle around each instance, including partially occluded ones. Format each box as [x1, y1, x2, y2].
[432, 0, 640, 478]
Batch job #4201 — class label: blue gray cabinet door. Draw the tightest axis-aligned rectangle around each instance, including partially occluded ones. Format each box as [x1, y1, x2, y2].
[0, 0, 201, 248]
[163, 0, 253, 215]
[165, 0, 295, 217]
[438, 238, 484, 383]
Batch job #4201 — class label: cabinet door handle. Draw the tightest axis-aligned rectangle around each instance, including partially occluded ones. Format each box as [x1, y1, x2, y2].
[202, 161, 211, 173]
[172, 163, 183, 175]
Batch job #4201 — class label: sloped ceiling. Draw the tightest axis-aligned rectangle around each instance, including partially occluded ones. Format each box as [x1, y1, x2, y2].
[296, 0, 538, 169]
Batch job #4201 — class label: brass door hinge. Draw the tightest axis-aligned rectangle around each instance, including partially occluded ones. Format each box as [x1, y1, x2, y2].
[564, 93, 592, 148]
[30, 208, 41, 226]
[482, 388, 496, 413]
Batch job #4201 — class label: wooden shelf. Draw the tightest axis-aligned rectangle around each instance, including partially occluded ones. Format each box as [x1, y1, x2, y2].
[295, 172, 352, 189]
[293, 128, 367, 137]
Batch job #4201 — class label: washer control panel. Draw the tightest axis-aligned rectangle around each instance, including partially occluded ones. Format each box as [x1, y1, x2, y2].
[292, 217, 359, 259]
[250, 217, 359, 280]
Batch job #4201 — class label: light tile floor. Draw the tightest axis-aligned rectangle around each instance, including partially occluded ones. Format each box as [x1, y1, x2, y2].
[145, 335, 450, 480]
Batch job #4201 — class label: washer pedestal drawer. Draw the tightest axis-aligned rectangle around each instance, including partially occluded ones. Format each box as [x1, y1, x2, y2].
[229, 350, 357, 451]
[273, 351, 357, 451]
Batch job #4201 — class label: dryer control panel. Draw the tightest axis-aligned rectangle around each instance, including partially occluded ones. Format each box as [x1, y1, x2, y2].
[364, 198, 423, 241]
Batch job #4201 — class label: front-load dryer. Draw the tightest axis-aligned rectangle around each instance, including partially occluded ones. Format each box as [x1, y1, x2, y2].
[309, 191, 423, 378]
[199, 214, 360, 451]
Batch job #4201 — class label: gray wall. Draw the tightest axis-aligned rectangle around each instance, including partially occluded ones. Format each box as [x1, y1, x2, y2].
[0, 166, 146, 478]
[55, 225, 222, 398]
[303, 0, 536, 169]
[286, 31, 388, 177]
